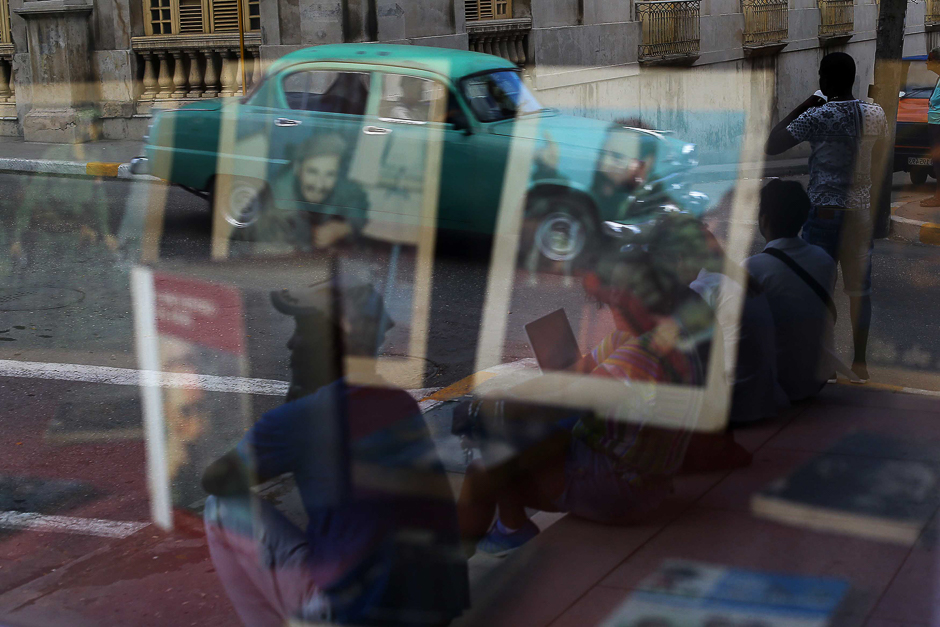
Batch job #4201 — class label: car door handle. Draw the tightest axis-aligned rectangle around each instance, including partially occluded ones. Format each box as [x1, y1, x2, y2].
[363, 126, 391, 136]
[274, 118, 302, 127]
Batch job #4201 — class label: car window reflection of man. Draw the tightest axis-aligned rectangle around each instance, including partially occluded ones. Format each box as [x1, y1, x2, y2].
[201, 281, 468, 626]
[592, 125, 654, 213]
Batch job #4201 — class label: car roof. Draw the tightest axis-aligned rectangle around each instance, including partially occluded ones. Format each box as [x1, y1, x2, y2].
[267, 43, 518, 79]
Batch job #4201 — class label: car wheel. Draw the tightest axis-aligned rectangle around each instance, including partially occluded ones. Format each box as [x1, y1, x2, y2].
[213, 176, 269, 229]
[523, 196, 596, 268]
[911, 167, 929, 186]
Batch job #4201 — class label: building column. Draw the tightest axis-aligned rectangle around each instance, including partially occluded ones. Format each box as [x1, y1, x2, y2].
[13, 0, 100, 143]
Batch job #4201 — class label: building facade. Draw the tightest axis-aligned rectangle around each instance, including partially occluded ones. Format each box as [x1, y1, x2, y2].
[2, 0, 936, 144]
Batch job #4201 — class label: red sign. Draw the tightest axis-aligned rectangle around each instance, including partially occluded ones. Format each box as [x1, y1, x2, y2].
[153, 273, 246, 355]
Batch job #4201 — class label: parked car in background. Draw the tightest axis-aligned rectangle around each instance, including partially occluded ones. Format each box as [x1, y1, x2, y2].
[133, 44, 709, 264]
[895, 55, 937, 185]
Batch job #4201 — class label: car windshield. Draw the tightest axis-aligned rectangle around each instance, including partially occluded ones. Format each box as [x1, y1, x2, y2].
[460, 70, 544, 122]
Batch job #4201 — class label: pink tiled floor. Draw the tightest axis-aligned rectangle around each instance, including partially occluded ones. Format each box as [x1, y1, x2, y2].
[465, 387, 940, 627]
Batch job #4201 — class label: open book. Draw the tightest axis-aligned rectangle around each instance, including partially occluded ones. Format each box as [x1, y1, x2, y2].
[752, 431, 940, 545]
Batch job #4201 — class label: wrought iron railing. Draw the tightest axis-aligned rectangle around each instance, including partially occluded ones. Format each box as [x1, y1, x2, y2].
[636, 0, 701, 60]
[927, 0, 940, 28]
[818, 0, 853, 37]
[742, 0, 788, 45]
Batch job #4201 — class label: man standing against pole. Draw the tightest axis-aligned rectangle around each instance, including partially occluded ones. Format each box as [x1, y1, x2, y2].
[766, 52, 887, 384]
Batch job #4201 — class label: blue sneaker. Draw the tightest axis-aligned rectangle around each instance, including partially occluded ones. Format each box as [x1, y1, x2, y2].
[476, 519, 540, 557]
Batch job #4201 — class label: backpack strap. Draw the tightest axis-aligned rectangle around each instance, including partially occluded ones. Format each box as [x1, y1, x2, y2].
[762, 247, 838, 322]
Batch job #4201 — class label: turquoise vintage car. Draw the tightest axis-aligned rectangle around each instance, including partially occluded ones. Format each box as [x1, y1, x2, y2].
[136, 43, 708, 262]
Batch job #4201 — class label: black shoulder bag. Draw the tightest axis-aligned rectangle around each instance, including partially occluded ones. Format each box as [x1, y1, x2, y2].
[762, 247, 838, 322]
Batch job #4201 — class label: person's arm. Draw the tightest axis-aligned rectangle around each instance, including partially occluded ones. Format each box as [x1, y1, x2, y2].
[766, 94, 826, 155]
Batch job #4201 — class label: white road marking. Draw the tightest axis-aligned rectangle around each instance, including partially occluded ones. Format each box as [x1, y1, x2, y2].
[0, 511, 149, 539]
[0, 359, 290, 396]
[891, 214, 928, 226]
[0, 359, 442, 402]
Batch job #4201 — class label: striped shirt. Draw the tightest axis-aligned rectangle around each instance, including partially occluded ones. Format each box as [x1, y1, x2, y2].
[571, 324, 702, 479]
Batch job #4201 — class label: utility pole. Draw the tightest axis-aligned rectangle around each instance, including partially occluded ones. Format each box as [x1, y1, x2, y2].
[869, 0, 908, 238]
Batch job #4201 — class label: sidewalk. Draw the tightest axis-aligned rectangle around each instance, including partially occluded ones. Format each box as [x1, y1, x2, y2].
[0, 135, 806, 182]
[0, 382, 937, 626]
[0, 137, 145, 180]
[890, 192, 940, 246]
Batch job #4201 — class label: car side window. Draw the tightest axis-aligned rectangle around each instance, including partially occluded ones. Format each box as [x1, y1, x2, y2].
[281, 70, 371, 115]
[377, 74, 446, 123]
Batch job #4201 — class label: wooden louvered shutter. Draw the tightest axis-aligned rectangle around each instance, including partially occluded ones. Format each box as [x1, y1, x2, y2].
[178, 0, 206, 33]
[209, 0, 239, 32]
[465, 0, 478, 21]
[467, 0, 499, 21]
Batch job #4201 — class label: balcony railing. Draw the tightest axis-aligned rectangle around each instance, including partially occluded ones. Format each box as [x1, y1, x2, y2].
[0, 43, 14, 108]
[131, 33, 262, 113]
[743, 0, 788, 46]
[636, 0, 701, 62]
[466, 17, 531, 66]
[927, 0, 940, 28]
[818, 0, 853, 37]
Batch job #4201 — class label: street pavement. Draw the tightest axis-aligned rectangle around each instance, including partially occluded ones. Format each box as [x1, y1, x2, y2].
[0, 168, 939, 624]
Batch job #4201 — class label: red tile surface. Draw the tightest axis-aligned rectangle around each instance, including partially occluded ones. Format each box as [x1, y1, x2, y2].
[457, 516, 663, 627]
[697, 447, 817, 512]
[764, 403, 940, 455]
[549, 585, 630, 627]
[870, 516, 940, 625]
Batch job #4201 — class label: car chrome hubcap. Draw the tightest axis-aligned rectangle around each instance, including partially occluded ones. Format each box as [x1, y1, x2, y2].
[224, 185, 262, 228]
[534, 212, 586, 262]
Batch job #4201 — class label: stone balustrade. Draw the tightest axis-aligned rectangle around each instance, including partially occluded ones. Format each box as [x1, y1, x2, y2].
[0, 43, 16, 108]
[131, 33, 262, 114]
[467, 17, 532, 66]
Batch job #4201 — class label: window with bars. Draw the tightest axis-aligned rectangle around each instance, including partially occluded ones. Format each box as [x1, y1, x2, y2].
[143, 0, 261, 36]
[465, 0, 512, 21]
[0, 0, 12, 44]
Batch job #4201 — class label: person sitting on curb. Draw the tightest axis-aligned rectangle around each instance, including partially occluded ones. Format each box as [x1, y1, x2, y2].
[456, 215, 744, 557]
[745, 180, 839, 403]
[202, 279, 468, 626]
[687, 201, 788, 425]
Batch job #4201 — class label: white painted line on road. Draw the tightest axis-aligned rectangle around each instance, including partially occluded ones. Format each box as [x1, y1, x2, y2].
[892, 214, 927, 226]
[0, 359, 444, 404]
[0, 359, 291, 396]
[0, 511, 149, 539]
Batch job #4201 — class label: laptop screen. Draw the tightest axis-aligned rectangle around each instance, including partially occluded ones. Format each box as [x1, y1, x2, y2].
[524, 308, 582, 372]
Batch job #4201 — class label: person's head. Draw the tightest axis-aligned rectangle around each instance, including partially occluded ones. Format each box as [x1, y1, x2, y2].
[296, 134, 347, 204]
[928, 48, 940, 75]
[818, 52, 856, 99]
[272, 281, 394, 400]
[758, 179, 811, 242]
[595, 127, 656, 194]
[584, 214, 715, 335]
